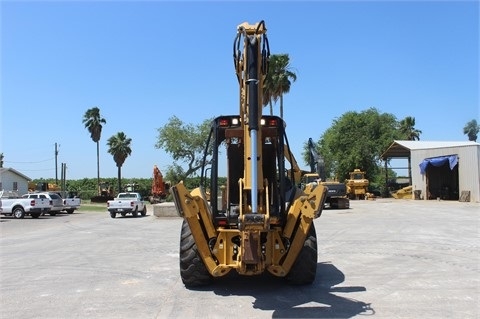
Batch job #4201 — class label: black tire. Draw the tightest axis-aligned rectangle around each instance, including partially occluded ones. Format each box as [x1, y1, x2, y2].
[110, 212, 116, 218]
[13, 207, 25, 219]
[31, 212, 41, 219]
[141, 206, 147, 216]
[66, 209, 74, 214]
[286, 223, 318, 285]
[132, 208, 138, 218]
[50, 212, 57, 216]
[179, 219, 212, 287]
[121, 213, 126, 217]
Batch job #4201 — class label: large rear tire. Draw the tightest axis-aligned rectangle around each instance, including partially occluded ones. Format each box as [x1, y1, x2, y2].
[286, 223, 318, 285]
[179, 219, 212, 288]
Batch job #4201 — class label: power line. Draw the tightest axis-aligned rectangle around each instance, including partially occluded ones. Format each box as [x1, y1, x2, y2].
[4, 158, 54, 164]
[11, 168, 55, 172]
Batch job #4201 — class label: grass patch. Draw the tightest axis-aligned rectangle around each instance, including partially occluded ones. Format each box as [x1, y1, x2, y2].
[80, 200, 108, 212]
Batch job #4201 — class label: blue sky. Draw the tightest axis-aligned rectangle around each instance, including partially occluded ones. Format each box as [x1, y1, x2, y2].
[1, 0, 479, 180]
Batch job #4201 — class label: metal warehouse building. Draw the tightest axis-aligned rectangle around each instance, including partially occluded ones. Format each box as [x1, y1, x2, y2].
[381, 141, 480, 203]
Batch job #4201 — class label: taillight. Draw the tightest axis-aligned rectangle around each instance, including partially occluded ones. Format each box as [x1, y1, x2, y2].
[130, 201, 135, 207]
[219, 117, 241, 127]
[219, 118, 229, 127]
[261, 118, 278, 127]
[267, 118, 277, 126]
[30, 200, 35, 206]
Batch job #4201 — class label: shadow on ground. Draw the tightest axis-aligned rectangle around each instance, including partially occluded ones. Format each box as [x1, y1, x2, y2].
[206, 262, 374, 318]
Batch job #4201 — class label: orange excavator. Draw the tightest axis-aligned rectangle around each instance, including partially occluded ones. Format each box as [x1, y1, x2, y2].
[149, 165, 169, 204]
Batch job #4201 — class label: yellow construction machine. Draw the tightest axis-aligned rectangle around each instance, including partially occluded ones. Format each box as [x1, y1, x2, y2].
[28, 182, 61, 192]
[345, 169, 369, 200]
[303, 138, 350, 208]
[170, 21, 327, 287]
[90, 181, 115, 203]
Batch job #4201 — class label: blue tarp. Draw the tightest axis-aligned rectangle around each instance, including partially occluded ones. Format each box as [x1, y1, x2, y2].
[419, 154, 458, 175]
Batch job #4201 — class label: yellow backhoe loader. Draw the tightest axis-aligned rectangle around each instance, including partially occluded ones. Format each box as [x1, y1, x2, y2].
[170, 21, 327, 287]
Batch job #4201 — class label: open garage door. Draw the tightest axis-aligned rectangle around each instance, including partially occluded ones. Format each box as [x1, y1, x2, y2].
[420, 155, 459, 200]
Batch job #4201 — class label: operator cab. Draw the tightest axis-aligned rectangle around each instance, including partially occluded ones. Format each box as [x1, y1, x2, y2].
[200, 115, 295, 227]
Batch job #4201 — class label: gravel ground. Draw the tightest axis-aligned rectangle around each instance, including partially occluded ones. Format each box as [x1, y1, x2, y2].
[1, 198, 478, 319]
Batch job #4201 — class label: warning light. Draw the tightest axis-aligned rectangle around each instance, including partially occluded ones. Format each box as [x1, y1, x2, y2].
[268, 119, 277, 126]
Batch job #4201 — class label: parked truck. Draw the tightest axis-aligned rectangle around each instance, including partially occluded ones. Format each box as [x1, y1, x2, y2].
[62, 196, 81, 214]
[0, 190, 52, 219]
[107, 192, 147, 218]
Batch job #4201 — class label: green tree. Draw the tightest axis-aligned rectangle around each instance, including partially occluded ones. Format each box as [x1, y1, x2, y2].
[106, 132, 132, 193]
[82, 107, 106, 192]
[0, 153, 3, 168]
[399, 116, 422, 141]
[155, 116, 212, 184]
[306, 108, 401, 183]
[262, 54, 297, 118]
[463, 119, 479, 142]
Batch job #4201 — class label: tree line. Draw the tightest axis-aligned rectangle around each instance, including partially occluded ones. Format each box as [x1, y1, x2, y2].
[45, 53, 480, 198]
[0, 51, 476, 199]
[27, 177, 226, 201]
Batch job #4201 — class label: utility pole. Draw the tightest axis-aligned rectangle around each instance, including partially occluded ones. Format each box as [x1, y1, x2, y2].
[61, 163, 67, 196]
[55, 143, 59, 185]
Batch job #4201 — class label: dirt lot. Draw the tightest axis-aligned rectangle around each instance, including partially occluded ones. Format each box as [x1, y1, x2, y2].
[0, 198, 478, 319]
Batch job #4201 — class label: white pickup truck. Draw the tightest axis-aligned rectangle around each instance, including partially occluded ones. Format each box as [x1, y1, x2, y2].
[23, 192, 81, 215]
[62, 196, 81, 214]
[0, 191, 52, 219]
[107, 192, 147, 218]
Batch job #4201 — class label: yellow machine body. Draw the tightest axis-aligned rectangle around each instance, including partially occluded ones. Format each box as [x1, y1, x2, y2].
[170, 21, 327, 287]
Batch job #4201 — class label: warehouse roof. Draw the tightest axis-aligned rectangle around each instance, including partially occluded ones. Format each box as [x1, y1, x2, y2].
[381, 140, 479, 159]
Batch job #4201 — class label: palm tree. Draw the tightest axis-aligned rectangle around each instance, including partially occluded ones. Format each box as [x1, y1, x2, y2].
[463, 119, 479, 142]
[106, 132, 132, 193]
[82, 107, 106, 192]
[263, 54, 297, 118]
[262, 58, 278, 115]
[398, 116, 422, 186]
[399, 116, 422, 141]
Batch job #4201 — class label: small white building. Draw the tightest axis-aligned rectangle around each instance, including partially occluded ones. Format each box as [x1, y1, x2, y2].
[381, 141, 480, 203]
[0, 168, 31, 196]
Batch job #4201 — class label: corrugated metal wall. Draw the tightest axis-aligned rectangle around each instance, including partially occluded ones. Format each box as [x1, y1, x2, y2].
[411, 145, 480, 202]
